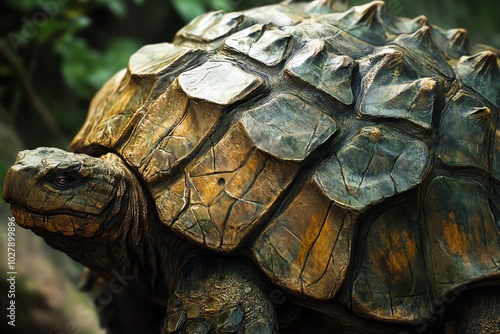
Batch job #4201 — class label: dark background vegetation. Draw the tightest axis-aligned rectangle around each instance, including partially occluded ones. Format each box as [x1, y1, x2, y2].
[1, 0, 499, 333]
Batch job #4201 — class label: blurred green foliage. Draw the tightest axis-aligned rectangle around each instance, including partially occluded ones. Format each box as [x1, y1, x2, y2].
[0, 0, 499, 333]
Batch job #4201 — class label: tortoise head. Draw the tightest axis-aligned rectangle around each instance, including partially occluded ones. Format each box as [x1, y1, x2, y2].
[3, 147, 173, 283]
[3, 147, 127, 238]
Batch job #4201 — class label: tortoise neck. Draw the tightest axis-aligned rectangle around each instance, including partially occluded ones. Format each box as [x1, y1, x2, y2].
[100, 153, 202, 301]
[100, 153, 158, 285]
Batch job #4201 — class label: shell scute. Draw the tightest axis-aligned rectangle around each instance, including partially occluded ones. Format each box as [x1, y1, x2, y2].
[284, 20, 340, 41]
[119, 80, 188, 170]
[253, 179, 355, 300]
[241, 94, 338, 161]
[175, 11, 251, 44]
[437, 91, 491, 170]
[358, 49, 437, 130]
[325, 1, 390, 45]
[348, 199, 432, 322]
[285, 40, 356, 105]
[424, 176, 500, 296]
[224, 23, 292, 66]
[314, 126, 430, 211]
[457, 51, 500, 107]
[178, 61, 263, 105]
[244, 4, 309, 27]
[392, 25, 455, 79]
[72, 68, 128, 151]
[84, 73, 152, 149]
[430, 27, 470, 59]
[128, 43, 198, 77]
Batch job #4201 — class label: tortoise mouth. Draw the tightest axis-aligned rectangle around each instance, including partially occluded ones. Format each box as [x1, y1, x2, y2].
[9, 202, 92, 219]
[10, 204, 102, 237]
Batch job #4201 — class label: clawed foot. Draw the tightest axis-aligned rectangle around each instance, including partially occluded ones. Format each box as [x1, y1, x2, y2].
[160, 257, 277, 334]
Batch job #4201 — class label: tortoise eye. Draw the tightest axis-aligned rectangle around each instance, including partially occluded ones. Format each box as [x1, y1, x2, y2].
[49, 175, 75, 189]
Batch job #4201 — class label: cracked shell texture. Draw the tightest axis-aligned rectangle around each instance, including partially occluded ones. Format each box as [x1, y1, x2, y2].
[314, 126, 430, 211]
[71, 0, 500, 323]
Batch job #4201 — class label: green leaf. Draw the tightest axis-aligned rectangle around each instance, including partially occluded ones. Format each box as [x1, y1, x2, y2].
[58, 38, 99, 98]
[36, 19, 69, 43]
[57, 37, 140, 99]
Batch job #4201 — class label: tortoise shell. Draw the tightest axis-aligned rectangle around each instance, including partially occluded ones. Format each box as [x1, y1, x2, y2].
[70, 0, 500, 324]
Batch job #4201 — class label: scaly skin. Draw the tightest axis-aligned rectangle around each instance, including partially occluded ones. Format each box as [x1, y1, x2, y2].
[163, 257, 278, 334]
[441, 286, 500, 334]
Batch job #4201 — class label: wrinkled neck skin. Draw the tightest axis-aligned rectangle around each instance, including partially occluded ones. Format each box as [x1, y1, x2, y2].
[39, 153, 201, 304]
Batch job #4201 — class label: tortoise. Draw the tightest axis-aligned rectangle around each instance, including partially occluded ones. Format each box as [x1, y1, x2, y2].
[3, 0, 500, 333]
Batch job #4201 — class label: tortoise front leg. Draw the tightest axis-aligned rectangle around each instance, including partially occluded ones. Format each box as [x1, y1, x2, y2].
[442, 286, 500, 333]
[161, 257, 278, 334]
